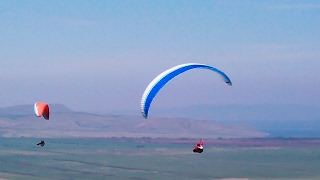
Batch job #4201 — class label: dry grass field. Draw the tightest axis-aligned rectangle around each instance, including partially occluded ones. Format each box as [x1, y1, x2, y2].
[0, 137, 319, 180]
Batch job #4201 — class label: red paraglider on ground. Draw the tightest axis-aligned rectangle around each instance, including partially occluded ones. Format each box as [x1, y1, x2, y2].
[193, 140, 204, 153]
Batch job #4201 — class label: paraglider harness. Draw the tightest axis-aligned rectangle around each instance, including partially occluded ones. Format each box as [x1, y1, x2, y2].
[193, 144, 203, 153]
[193, 140, 204, 153]
[37, 140, 45, 147]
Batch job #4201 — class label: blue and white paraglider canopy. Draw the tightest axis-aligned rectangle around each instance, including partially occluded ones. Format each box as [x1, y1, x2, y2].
[140, 63, 232, 119]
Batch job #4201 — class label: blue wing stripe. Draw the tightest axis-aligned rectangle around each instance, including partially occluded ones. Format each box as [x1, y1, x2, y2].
[141, 63, 232, 118]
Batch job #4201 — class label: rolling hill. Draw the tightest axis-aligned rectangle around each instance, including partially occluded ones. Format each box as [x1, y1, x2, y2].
[119, 104, 320, 137]
[0, 104, 268, 138]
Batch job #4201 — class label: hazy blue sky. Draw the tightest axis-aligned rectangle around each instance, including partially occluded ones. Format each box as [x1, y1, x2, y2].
[0, 0, 319, 113]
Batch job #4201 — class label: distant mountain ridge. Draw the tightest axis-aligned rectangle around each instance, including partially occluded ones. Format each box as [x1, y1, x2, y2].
[113, 104, 320, 137]
[0, 104, 267, 139]
[119, 104, 320, 122]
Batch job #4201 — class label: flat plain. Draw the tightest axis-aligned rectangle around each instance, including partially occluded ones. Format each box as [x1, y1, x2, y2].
[0, 137, 320, 180]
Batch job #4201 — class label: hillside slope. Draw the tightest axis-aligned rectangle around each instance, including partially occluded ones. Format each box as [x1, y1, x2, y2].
[0, 104, 268, 138]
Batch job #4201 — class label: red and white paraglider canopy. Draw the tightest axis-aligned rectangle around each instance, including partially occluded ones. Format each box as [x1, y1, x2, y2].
[34, 102, 50, 120]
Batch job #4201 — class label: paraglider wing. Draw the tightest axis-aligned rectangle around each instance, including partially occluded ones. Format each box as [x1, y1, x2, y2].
[140, 63, 232, 118]
[34, 102, 50, 120]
